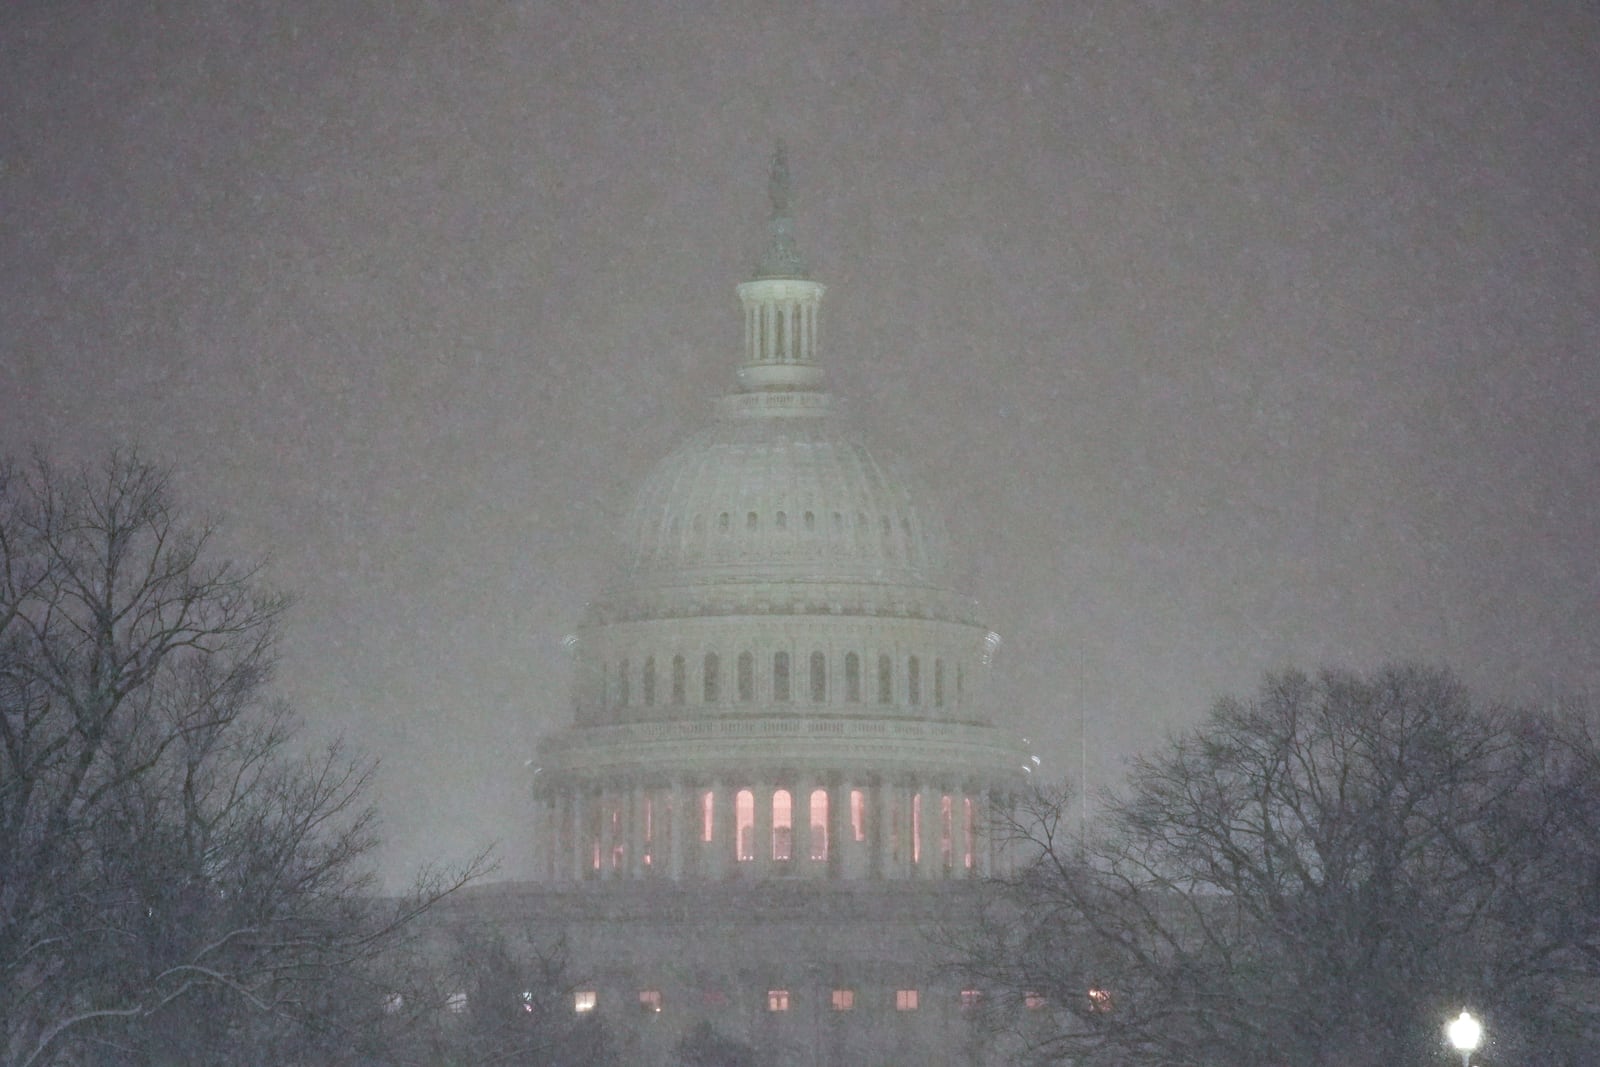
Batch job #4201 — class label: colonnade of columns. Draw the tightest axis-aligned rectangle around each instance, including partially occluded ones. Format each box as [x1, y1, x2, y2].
[535, 775, 1010, 884]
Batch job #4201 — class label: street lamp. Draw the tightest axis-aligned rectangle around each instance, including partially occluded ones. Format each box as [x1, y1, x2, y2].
[1446, 1010, 1482, 1067]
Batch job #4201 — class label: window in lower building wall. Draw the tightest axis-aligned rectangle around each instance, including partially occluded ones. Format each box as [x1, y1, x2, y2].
[895, 989, 919, 1011]
[701, 789, 715, 842]
[1087, 988, 1113, 1013]
[702, 989, 728, 1008]
[830, 988, 854, 1011]
[639, 989, 663, 1013]
[767, 989, 790, 1012]
[960, 989, 983, 1010]
[574, 990, 597, 1013]
[446, 991, 467, 1013]
[1023, 992, 1046, 1011]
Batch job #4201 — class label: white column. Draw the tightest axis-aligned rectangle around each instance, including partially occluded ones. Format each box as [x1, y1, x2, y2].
[753, 780, 772, 878]
[670, 780, 691, 882]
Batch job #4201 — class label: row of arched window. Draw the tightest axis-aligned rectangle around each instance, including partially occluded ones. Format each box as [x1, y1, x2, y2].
[598, 650, 963, 709]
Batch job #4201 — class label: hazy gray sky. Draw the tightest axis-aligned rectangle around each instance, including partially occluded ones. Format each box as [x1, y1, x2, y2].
[4, 1, 1597, 886]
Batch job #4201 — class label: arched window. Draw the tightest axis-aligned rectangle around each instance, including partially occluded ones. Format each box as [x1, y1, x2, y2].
[738, 651, 755, 703]
[934, 658, 945, 707]
[907, 655, 921, 706]
[701, 790, 715, 843]
[642, 656, 656, 706]
[878, 654, 892, 704]
[773, 652, 790, 702]
[810, 651, 826, 703]
[941, 794, 954, 869]
[703, 653, 720, 703]
[964, 795, 976, 869]
[692, 514, 704, 535]
[719, 512, 730, 532]
[810, 789, 828, 861]
[747, 511, 758, 531]
[772, 790, 792, 861]
[618, 660, 630, 707]
[736, 789, 754, 862]
[672, 655, 686, 705]
[851, 789, 867, 842]
[804, 511, 815, 531]
[775, 510, 787, 530]
[844, 652, 860, 703]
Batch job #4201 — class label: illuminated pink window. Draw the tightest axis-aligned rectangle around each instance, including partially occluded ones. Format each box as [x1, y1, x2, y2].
[772, 789, 792, 861]
[896, 989, 919, 1011]
[1024, 992, 1046, 1010]
[642, 797, 654, 868]
[964, 796, 976, 869]
[810, 789, 828, 861]
[960, 989, 982, 1010]
[736, 789, 755, 862]
[767, 989, 790, 1012]
[940, 794, 954, 868]
[851, 789, 866, 842]
[701, 790, 714, 843]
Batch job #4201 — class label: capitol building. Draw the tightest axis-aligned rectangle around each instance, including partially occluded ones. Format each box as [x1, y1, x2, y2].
[458, 149, 1028, 1066]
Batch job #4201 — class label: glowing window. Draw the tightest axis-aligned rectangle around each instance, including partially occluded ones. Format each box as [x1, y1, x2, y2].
[736, 789, 755, 862]
[941, 794, 954, 868]
[772, 789, 792, 861]
[639, 989, 663, 1012]
[896, 989, 919, 1011]
[851, 789, 866, 842]
[877, 654, 892, 704]
[447, 991, 467, 1014]
[912, 793, 922, 864]
[574, 990, 597, 1013]
[810, 789, 828, 861]
[672, 655, 686, 704]
[642, 797, 654, 867]
[964, 796, 976, 869]
[831, 989, 854, 1011]
[960, 989, 983, 1010]
[703, 652, 719, 703]
[907, 655, 920, 705]
[844, 652, 860, 702]
[738, 651, 754, 703]
[934, 658, 945, 707]
[773, 652, 790, 702]
[701, 790, 714, 843]
[383, 992, 404, 1015]
[1024, 992, 1046, 1010]
[618, 659, 630, 706]
[643, 656, 656, 706]
[1088, 988, 1113, 1013]
[767, 989, 790, 1012]
[521, 990, 534, 1013]
[810, 651, 826, 702]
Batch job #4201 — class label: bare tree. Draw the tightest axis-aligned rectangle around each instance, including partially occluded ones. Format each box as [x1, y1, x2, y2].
[0, 451, 485, 1067]
[960, 666, 1600, 1067]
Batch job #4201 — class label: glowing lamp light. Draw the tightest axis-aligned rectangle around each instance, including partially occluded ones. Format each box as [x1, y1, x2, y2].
[1447, 1010, 1482, 1067]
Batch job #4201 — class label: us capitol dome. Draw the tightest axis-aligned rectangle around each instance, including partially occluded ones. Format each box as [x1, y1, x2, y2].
[531, 146, 1023, 889]
[461, 148, 1028, 1067]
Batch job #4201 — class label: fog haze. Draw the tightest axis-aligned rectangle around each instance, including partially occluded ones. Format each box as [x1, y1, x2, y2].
[3, 1, 1597, 886]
